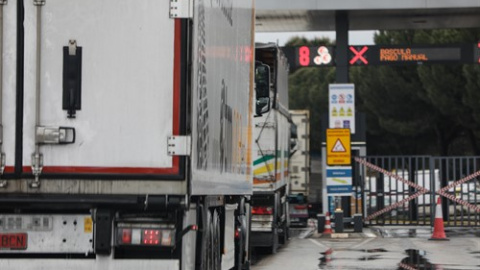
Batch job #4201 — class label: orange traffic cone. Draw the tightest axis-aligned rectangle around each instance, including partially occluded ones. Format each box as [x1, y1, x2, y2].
[323, 212, 333, 234]
[429, 197, 449, 241]
[319, 248, 333, 266]
[324, 248, 333, 263]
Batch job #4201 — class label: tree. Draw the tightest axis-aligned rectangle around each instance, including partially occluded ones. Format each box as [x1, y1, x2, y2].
[286, 29, 480, 155]
[286, 37, 335, 152]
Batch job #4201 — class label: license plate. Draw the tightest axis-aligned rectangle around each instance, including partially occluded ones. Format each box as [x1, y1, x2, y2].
[0, 233, 27, 250]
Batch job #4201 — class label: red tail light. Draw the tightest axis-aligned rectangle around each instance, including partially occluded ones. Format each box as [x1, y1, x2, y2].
[116, 225, 175, 247]
[294, 205, 307, 210]
[252, 206, 273, 215]
[234, 228, 241, 239]
[121, 229, 132, 244]
[143, 230, 161, 245]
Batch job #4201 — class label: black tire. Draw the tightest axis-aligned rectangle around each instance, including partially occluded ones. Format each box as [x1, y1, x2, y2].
[242, 260, 251, 270]
[200, 208, 212, 270]
[243, 204, 252, 270]
[279, 222, 289, 245]
[234, 205, 248, 270]
[271, 227, 278, 254]
[212, 210, 222, 270]
[234, 225, 244, 270]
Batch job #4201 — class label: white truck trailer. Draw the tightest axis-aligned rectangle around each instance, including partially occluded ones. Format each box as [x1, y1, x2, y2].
[0, 1, 254, 269]
[287, 110, 310, 227]
[250, 43, 292, 254]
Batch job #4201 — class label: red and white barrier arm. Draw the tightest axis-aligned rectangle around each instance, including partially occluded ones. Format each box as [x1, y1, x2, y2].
[354, 157, 430, 193]
[365, 189, 428, 221]
[437, 190, 480, 213]
[437, 170, 480, 194]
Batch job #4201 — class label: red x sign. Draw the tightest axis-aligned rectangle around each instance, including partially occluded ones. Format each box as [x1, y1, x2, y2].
[349, 46, 369, 65]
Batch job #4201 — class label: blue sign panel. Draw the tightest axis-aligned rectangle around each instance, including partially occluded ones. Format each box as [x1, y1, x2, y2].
[326, 166, 353, 196]
[327, 185, 353, 193]
[326, 169, 352, 177]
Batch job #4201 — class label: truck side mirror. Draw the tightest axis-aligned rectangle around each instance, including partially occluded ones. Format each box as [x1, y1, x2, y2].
[255, 63, 271, 116]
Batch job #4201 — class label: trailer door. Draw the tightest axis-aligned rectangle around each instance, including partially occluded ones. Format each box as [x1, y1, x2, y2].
[22, 0, 185, 179]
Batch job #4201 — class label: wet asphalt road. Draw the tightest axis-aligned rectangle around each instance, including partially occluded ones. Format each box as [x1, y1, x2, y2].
[251, 224, 480, 270]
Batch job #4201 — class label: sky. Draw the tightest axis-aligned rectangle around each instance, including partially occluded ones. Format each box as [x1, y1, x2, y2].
[255, 30, 377, 46]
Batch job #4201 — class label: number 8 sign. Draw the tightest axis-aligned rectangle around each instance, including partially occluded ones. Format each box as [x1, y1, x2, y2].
[296, 46, 334, 67]
[298, 46, 310, 66]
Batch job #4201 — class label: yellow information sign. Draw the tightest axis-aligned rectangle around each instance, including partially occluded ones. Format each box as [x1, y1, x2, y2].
[326, 128, 351, 165]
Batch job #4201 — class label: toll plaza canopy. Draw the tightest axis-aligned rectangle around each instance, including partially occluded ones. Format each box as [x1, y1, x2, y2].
[255, 0, 480, 32]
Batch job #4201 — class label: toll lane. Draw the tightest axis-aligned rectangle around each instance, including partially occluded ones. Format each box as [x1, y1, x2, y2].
[251, 226, 480, 270]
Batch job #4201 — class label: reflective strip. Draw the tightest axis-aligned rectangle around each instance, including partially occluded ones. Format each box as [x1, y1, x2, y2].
[434, 200, 443, 219]
[1, 259, 179, 270]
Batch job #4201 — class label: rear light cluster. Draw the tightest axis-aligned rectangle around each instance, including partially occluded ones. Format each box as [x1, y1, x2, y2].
[234, 227, 241, 239]
[116, 224, 176, 247]
[294, 205, 307, 210]
[251, 206, 273, 215]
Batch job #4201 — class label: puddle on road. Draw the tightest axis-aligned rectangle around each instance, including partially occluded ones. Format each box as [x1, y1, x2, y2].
[398, 249, 438, 270]
[363, 248, 388, 253]
[319, 249, 334, 268]
[318, 248, 388, 268]
[358, 254, 381, 261]
[317, 247, 472, 269]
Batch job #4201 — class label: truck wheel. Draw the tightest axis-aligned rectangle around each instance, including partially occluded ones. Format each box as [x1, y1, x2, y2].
[279, 223, 289, 245]
[242, 203, 252, 270]
[233, 225, 244, 270]
[271, 227, 278, 254]
[212, 209, 222, 270]
[234, 214, 247, 270]
[200, 208, 212, 270]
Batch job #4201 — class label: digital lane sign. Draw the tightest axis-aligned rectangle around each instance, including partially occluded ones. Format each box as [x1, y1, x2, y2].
[283, 44, 479, 69]
[348, 44, 473, 66]
[282, 46, 335, 68]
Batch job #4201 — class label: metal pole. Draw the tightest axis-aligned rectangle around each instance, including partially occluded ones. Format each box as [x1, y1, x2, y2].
[35, 4, 41, 128]
[0, 3, 4, 124]
[335, 11, 349, 215]
[0, 1, 6, 188]
[335, 11, 349, 83]
[31, 0, 45, 188]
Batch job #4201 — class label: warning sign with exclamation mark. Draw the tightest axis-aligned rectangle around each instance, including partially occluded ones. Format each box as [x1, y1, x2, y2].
[331, 139, 346, 152]
[326, 129, 351, 165]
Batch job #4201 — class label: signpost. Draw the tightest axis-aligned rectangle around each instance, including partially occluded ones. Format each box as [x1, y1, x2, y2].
[326, 166, 352, 195]
[348, 44, 473, 66]
[329, 84, 355, 134]
[326, 128, 351, 166]
[292, 45, 335, 67]
[325, 126, 353, 215]
[283, 43, 480, 69]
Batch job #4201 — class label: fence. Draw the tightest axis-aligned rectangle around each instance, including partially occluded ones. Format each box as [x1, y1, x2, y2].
[352, 156, 480, 227]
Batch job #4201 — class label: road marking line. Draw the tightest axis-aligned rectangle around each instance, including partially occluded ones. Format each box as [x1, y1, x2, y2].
[351, 237, 375, 249]
[308, 238, 329, 249]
